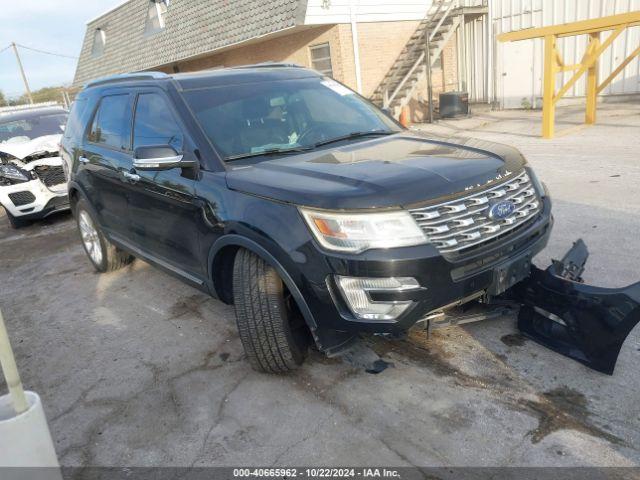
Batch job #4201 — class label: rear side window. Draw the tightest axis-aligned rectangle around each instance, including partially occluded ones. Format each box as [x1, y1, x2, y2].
[88, 94, 130, 149]
[133, 93, 183, 150]
[63, 99, 88, 140]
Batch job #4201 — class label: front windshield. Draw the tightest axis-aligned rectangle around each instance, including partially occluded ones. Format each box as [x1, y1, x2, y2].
[0, 113, 68, 144]
[182, 76, 401, 161]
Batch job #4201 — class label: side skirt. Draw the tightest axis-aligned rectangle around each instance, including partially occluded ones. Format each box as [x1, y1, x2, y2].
[109, 233, 210, 293]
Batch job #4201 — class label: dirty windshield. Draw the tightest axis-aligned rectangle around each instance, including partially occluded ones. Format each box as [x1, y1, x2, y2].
[182, 76, 400, 161]
[0, 113, 68, 144]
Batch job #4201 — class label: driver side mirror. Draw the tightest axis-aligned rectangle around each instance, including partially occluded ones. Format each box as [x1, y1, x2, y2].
[133, 145, 196, 171]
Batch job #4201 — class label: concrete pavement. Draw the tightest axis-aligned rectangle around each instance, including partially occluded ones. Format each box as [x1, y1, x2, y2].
[1, 102, 639, 468]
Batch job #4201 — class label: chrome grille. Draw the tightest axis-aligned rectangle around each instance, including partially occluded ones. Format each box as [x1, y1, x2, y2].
[34, 165, 65, 188]
[8, 191, 36, 206]
[409, 171, 541, 255]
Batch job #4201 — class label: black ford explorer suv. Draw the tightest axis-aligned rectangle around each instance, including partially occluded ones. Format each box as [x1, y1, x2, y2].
[61, 65, 552, 373]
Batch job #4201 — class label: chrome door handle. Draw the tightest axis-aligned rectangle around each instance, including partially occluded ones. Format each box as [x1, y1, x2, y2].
[79, 156, 89, 164]
[122, 172, 140, 182]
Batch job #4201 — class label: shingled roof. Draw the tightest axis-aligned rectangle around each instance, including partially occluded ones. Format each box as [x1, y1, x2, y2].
[73, 0, 308, 86]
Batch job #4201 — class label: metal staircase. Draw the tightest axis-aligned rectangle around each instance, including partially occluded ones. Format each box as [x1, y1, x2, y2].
[370, 0, 462, 114]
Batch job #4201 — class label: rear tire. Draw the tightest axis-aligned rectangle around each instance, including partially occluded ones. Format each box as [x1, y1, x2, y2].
[75, 199, 134, 272]
[4, 208, 30, 229]
[232, 248, 310, 373]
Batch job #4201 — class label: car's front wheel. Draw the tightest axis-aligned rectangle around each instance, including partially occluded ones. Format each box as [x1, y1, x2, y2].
[232, 248, 311, 373]
[75, 199, 133, 272]
[4, 208, 30, 229]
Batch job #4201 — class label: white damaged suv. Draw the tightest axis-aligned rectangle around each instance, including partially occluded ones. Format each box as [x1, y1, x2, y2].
[0, 107, 69, 228]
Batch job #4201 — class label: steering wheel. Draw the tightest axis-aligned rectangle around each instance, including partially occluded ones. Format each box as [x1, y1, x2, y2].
[296, 125, 324, 145]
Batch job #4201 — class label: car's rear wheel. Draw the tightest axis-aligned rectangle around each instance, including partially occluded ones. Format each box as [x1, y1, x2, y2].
[75, 199, 133, 272]
[232, 248, 311, 373]
[4, 208, 30, 229]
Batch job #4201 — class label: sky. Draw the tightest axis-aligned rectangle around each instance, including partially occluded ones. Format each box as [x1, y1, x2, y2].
[0, 0, 121, 99]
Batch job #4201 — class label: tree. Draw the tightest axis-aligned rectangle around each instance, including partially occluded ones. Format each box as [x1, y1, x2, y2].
[17, 86, 67, 105]
[0, 90, 6, 107]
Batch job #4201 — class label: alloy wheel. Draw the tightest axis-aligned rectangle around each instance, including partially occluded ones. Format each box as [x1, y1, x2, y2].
[79, 210, 103, 266]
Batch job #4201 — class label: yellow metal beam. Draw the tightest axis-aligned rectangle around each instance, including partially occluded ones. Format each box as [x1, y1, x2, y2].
[585, 32, 600, 124]
[499, 12, 640, 138]
[552, 26, 623, 105]
[597, 45, 640, 94]
[542, 35, 557, 139]
[497, 11, 640, 42]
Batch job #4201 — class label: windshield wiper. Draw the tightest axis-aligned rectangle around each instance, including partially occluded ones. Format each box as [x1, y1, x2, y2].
[225, 146, 313, 162]
[224, 130, 396, 161]
[312, 130, 396, 148]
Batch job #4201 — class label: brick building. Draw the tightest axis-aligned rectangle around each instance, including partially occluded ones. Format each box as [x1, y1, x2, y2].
[73, 0, 489, 120]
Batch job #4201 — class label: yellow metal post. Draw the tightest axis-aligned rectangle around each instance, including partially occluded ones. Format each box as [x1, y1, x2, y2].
[542, 35, 557, 139]
[586, 32, 600, 124]
[498, 11, 640, 138]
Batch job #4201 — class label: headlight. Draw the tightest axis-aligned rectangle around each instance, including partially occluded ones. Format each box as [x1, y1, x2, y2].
[0, 163, 29, 183]
[300, 208, 427, 253]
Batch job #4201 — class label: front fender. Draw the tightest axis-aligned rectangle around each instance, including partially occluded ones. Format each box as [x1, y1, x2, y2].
[208, 234, 318, 331]
[67, 180, 92, 215]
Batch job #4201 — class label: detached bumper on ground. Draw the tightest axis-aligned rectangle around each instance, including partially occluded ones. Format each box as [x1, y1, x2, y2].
[513, 239, 640, 375]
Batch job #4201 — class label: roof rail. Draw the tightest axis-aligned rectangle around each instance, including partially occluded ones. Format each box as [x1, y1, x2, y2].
[84, 71, 170, 88]
[232, 62, 304, 70]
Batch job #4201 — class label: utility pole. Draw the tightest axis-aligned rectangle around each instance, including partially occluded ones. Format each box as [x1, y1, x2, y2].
[11, 43, 33, 104]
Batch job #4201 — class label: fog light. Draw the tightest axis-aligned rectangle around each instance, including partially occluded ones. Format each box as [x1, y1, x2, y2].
[335, 276, 419, 321]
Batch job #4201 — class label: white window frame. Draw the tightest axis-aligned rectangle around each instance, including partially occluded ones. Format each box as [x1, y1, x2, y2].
[145, 0, 168, 34]
[91, 29, 106, 58]
[309, 43, 333, 77]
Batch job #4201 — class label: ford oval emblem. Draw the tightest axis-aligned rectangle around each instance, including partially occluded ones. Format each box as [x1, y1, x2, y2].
[488, 200, 516, 221]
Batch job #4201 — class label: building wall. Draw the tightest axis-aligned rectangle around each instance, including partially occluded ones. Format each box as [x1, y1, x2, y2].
[304, 0, 433, 24]
[155, 19, 451, 101]
[157, 25, 348, 80]
[460, 14, 489, 103]
[407, 34, 460, 122]
[320, 20, 426, 97]
[354, 21, 424, 97]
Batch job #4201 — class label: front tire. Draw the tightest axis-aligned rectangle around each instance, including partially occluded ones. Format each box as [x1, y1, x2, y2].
[4, 208, 30, 229]
[75, 199, 133, 272]
[232, 248, 310, 373]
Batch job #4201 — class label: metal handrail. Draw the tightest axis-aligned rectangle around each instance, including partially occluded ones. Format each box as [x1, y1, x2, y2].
[430, 0, 458, 42]
[384, 0, 459, 108]
[378, 0, 443, 106]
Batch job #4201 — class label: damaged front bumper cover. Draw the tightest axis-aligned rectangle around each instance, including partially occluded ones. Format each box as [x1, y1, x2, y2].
[508, 239, 640, 375]
[336, 239, 639, 376]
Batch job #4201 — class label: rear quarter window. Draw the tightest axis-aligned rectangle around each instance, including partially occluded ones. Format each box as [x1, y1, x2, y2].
[63, 99, 89, 141]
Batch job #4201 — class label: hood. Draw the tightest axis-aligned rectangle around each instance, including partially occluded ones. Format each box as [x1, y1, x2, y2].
[0, 134, 61, 160]
[225, 132, 527, 210]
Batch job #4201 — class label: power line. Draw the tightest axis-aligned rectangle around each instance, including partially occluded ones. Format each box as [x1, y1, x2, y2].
[14, 43, 78, 60]
[0, 44, 12, 55]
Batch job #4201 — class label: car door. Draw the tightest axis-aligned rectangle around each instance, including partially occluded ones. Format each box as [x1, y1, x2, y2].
[125, 89, 205, 278]
[80, 92, 134, 238]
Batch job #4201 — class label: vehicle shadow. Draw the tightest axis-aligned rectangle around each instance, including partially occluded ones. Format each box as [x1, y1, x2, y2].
[0, 216, 252, 466]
